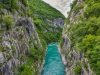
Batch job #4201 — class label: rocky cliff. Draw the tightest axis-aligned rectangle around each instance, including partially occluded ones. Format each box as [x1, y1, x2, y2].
[0, 1, 43, 75]
[61, 0, 100, 75]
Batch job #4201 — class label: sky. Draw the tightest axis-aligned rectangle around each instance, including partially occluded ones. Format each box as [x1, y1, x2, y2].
[43, 0, 73, 18]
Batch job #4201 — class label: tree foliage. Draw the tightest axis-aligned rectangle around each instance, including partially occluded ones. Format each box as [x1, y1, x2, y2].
[69, 0, 100, 74]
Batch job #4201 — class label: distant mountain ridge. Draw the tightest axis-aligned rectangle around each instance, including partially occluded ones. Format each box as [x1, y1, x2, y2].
[43, 0, 73, 17]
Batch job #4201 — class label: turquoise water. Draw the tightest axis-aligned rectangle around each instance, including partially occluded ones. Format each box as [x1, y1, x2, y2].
[41, 43, 65, 75]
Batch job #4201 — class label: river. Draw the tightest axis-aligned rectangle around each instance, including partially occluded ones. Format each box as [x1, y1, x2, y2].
[41, 43, 65, 75]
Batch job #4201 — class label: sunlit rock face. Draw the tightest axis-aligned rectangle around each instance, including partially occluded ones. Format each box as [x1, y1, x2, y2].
[43, 0, 73, 18]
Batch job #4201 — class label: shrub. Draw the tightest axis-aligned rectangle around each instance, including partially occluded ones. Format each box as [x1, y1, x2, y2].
[0, 45, 4, 52]
[0, 3, 5, 9]
[2, 0, 19, 10]
[20, 0, 28, 6]
[19, 64, 33, 75]
[84, 3, 100, 18]
[74, 65, 81, 75]
[3, 15, 14, 30]
[11, 0, 19, 10]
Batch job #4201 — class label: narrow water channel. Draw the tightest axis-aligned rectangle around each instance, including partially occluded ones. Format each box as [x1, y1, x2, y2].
[41, 43, 65, 75]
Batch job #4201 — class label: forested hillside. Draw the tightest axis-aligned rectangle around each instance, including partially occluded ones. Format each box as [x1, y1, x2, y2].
[28, 0, 65, 44]
[61, 0, 100, 75]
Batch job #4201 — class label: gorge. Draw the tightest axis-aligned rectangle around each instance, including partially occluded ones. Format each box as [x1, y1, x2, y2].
[0, 0, 100, 75]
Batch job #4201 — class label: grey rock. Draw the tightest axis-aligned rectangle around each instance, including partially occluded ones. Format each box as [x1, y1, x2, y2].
[0, 53, 4, 64]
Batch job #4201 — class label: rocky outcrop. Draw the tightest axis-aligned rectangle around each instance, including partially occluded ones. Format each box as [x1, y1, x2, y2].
[0, 17, 42, 75]
[46, 18, 64, 28]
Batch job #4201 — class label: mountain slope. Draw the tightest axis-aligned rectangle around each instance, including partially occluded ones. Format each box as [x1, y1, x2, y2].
[43, 0, 73, 17]
[28, 0, 65, 44]
[61, 0, 100, 75]
[0, 0, 65, 75]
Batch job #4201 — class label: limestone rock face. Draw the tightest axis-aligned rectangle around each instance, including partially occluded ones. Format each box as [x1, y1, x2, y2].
[0, 17, 42, 75]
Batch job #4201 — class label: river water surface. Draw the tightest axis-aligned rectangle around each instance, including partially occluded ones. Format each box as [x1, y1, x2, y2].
[41, 43, 65, 75]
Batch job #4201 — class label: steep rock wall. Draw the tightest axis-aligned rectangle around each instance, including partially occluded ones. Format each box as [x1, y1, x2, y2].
[0, 17, 42, 75]
[0, 1, 43, 75]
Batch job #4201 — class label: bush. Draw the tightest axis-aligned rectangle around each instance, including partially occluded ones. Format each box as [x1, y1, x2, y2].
[19, 64, 33, 75]
[0, 45, 4, 52]
[11, 0, 19, 10]
[85, 0, 100, 4]
[0, 3, 5, 9]
[3, 15, 14, 30]
[84, 3, 100, 18]
[74, 65, 81, 75]
[2, 0, 19, 10]
[20, 0, 28, 6]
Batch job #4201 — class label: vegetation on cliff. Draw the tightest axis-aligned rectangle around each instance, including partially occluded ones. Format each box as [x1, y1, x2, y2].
[0, 0, 64, 75]
[65, 0, 100, 74]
